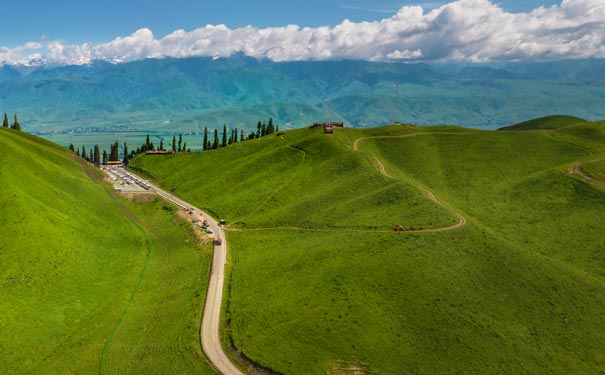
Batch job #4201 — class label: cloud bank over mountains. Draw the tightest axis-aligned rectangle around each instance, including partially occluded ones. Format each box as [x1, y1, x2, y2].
[2, 0, 604, 65]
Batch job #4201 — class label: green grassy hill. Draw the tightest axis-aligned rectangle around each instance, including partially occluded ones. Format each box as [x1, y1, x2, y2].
[498, 114, 587, 130]
[0, 128, 216, 374]
[131, 119, 605, 375]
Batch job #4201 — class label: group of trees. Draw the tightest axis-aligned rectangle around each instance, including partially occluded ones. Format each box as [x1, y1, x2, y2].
[201, 118, 278, 152]
[67, 117, 281, 165]
[2, 113, 21, 131]
[70, 141, 121, 166]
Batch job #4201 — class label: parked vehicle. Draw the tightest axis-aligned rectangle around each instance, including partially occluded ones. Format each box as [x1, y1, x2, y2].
[215, 236, 222, 246]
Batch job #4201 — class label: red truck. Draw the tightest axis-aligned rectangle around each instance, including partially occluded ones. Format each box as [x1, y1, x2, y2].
[215, 236, 223, 246]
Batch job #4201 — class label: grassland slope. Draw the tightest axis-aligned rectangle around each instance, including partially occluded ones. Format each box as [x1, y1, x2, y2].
[0, 128, 215, 374]
[130, 121, 605, 375]
[498, 114, 586, 130]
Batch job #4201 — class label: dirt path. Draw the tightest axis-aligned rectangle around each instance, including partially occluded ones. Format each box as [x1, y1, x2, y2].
[570, 159, 605, 188]
[355, 134, 468, 232]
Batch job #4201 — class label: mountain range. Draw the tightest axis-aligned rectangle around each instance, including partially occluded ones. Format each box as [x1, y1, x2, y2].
[1, 55, 604, 133]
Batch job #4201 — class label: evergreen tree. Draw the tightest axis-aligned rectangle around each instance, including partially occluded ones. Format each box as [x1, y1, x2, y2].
[261, 123, 267, 137]
[89, 149, 93, 162]
[69, 143, 75, 152]
[123, 143, 129, 166]
[203, 127, 209, 151]
[172, 136, 176, 152]
[2, 113, 8, 127]
[93, 145, 101, 165]
[212, 129, 219, 149]
[11, 114, 20, 131]
[276, 125, 279, 133]
[102, 150, 108, 165]
[222, 124, 227, 148]
[159, 139, 164, 150]
[268, 117, 274, 134]
[183, 142, 187, 152]
[76, 147, 80, 157]
[81, 146, 86, 160]
[256, 121, 262, 138]
[145, 134, 151, 149]
[228, 128, 234, 145]
[178, 134, 183, 152]
[234, 128, 239, 143]
[241, 129, 245, 142]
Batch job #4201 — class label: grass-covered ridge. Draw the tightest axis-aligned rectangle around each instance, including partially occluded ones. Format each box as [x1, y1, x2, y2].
[131, 120, 605, 375]
[0, 128, 216, 374]
[497, 114, 586, 130]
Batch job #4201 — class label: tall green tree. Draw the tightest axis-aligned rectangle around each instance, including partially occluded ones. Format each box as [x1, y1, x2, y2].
[261, 123, 267, 137]
[93, 145, 101, 165]
[102, 150, 108, 165]
[221, 124, 227, 148]
[172, 136, 176, 152]
[256, 121, 262, 138]
[123, 143, 129, 165]
[69, 143, 75, 152]
[268, 117, 274, 134]
[183, 142, 187, 152]
[241, 129, 245, 142]
[212, 129, 219, 149]
[178, 134, 183, 152]
[11, 114, 20, 131]
[2, 113, 8, 127]
[159, 139, 164, 150]
[203, 127, 209, 151]
[81, 146, 86, 160]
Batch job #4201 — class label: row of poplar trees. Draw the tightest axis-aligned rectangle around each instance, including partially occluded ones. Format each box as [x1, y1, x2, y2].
[201, 118, 277, 151]
[2, 113, 21, 130]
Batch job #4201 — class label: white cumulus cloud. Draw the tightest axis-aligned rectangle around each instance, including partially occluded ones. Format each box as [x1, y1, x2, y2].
[1, 0, 604, 65]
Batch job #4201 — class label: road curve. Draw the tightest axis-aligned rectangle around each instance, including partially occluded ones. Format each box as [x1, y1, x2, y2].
[117, 169, 244, 375]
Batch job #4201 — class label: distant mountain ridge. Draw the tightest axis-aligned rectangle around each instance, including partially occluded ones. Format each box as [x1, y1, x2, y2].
[1, 56, 604, 132]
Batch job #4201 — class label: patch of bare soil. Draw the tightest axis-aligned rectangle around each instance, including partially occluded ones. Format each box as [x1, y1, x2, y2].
[121, 192, 158, 203]
[176, 209, 212, 245]
[328, 358, 373, 375]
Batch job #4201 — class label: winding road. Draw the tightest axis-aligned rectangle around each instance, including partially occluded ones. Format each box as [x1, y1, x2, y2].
[354, 135, 468, 232]
[108, 168, 244, 375]
[107, 132, 468, 375]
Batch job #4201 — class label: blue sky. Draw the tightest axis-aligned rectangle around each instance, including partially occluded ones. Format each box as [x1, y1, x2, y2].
[0, 0, 562, 47]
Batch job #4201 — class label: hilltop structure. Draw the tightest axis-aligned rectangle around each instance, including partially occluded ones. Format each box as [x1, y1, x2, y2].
[311, 122, 344, 134]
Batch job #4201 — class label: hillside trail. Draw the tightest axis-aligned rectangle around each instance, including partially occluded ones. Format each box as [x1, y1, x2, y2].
[228, 131, 468, 234]
[569, 157, 605, 188]
[353, 132, 468, 232]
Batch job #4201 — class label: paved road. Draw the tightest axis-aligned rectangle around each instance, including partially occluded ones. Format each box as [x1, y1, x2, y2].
[105, 168, 244, 375]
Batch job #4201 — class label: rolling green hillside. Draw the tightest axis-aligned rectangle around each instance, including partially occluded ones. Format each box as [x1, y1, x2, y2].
[497, 114, 586, 130]
[0, 128, 216, 374]
[131, 120, 605, 374]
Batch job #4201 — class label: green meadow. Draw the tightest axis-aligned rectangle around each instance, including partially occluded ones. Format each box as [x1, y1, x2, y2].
[131, 117, 605, 374]
[0, 128, 216, 374]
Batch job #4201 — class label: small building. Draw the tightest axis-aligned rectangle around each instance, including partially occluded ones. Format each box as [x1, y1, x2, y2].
[310, 122, 344, 134]
[106, 160, 122, 168]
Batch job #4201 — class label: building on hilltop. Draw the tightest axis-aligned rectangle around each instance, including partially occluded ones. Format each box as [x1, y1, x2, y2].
[310, 122, 344, 134]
